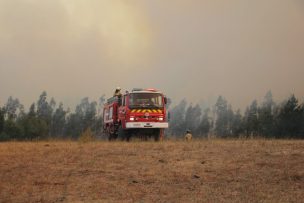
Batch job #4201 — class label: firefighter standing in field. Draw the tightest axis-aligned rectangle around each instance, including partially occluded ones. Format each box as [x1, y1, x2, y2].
[185, 130, 192, 141]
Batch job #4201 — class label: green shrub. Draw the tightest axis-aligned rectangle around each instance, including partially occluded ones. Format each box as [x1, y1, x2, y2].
[0, 132, 10, 141]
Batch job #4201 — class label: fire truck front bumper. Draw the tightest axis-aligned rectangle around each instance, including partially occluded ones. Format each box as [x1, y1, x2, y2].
[126, 122, 169, 129]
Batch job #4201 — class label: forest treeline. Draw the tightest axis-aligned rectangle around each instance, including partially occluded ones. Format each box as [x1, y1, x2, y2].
[0, 91, 303, 141]
[169, 91, 304, 139]
[0, 91, 105, 141]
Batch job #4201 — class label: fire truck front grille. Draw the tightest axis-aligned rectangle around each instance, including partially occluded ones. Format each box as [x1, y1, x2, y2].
[138, 116, 157, 119]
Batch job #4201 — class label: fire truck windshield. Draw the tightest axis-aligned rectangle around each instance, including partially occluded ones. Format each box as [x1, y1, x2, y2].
[129, 93, 163, 109]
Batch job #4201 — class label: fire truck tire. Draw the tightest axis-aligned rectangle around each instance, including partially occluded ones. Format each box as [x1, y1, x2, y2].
[117, 125, 127, 141]
[154, 129, 161, 141]
[108, 133, 115, 141]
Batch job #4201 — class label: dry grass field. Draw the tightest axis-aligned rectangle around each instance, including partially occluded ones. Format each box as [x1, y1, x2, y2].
[0, 139, 303, 203]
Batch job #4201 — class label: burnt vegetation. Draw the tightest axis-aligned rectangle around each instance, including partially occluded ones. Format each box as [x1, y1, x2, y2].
[0, 91, 304, 141]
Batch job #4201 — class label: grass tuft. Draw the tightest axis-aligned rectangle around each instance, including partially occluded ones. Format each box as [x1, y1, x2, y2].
[78, 128, 95, 143]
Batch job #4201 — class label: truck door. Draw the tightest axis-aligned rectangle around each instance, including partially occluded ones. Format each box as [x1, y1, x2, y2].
[118, 95, 127, 126]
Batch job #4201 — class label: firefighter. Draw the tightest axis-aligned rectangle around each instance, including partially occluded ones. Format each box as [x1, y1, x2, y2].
[113, 87, 122, 97]
[185, 130, 192, 141]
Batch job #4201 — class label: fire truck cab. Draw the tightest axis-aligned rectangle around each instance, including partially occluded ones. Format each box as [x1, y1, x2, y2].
[103, 88, 169, 141]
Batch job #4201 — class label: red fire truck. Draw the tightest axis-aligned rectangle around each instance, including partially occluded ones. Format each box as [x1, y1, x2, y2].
[103, 88, 169, 141]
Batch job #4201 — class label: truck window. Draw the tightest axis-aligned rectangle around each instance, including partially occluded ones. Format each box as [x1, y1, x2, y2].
[104, 109, 109, 121]
[109, 107, 113, 119]
[129, 93, 163, 108]
[122, 96, 126, 106]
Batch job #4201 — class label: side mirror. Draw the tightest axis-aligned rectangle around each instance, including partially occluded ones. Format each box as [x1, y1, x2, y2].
[167, 111, 171, 122]
[164, 97, 167, 105]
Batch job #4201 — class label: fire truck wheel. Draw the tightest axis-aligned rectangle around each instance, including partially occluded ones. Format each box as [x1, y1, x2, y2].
[154, 129, 161, 142]
[117, 126, 127, 141]
[108, 133, 114, 141]
[126, 134, 131, 142]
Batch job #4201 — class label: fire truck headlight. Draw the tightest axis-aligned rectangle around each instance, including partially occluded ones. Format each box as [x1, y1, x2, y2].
[130, 117, 135, 121]
[158, 117, 163, 121]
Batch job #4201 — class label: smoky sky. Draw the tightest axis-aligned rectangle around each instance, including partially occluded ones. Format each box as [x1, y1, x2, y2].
[0, 0, 304, 110]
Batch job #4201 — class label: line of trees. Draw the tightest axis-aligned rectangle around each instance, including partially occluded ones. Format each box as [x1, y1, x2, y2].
[168, 91, 304, 139]
[0, 91, 303, 141]
[0, 91, 105, 141]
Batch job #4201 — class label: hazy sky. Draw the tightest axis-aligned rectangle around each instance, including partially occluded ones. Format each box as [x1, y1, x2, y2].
[1, 0, 304, 110]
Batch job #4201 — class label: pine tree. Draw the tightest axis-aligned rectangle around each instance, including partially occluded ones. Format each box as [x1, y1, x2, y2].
[2, 97, 24, 140]
[5, 96, 21, 120]
[301, 103, 304, 138]
[37, 92, 53, 124]
[276, 95, 303, 138]
[214, 96, 229, 137]
[3, 119, 23, 140]
[36, 92, 58, 137]
[244, 100, 259, 137]
[66, 97, 97, 138]
[185, 104, 201, 134]
[197, 108, 210, 137]
[0, 107, 4, 133]
[231, 109, 243, 137]
[19, 103, 48, 140]
[258, 91, 274, 137]
[226, 105, 235, 136]
[51, 103, 67, 137]
[169, 99, 187, 136]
